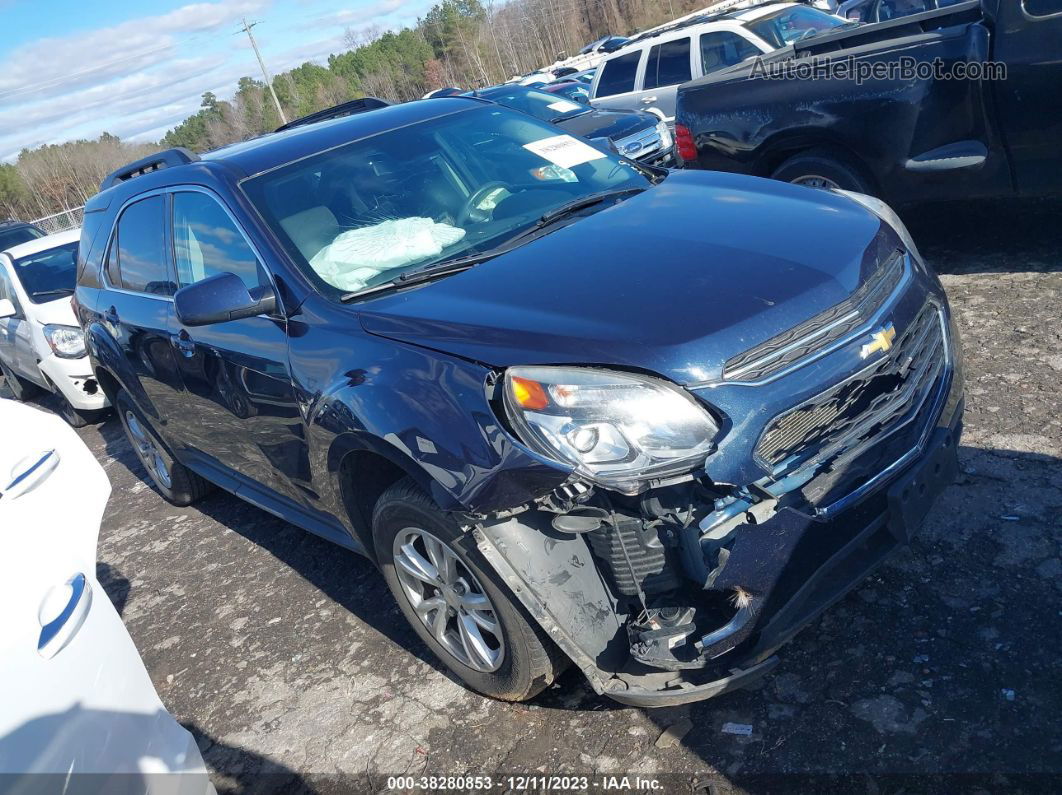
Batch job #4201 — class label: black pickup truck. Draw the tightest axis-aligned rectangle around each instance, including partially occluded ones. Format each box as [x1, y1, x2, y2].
[674, 0, 1062, 204]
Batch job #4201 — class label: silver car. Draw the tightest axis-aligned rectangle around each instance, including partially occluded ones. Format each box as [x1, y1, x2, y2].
[589, 2, 849, 124]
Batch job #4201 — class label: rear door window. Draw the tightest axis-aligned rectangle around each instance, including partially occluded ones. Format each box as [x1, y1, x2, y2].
[596, 50, 642, 97]
[113, 196, 174, 296]
[699, 32, 761, 75]
[172, 192, 265, 290]
[644, 37, 691, 89]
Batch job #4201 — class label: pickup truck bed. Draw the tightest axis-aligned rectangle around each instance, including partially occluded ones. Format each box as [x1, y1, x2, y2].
[675, 0, 1062, 204]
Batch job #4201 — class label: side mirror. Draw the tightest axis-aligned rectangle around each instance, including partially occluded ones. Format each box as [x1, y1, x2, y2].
[174, 272, 277, 327]
[0, 298, 15, 319]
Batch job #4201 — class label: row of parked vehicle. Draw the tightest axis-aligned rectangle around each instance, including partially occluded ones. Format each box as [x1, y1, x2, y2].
[0, 0, 1055, 740]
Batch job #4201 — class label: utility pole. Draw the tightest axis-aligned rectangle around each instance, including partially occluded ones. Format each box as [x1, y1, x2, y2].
[240, 18, 287, 125]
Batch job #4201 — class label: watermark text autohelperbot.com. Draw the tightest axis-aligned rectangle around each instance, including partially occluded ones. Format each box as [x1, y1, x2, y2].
[750, 55, 1007, 84]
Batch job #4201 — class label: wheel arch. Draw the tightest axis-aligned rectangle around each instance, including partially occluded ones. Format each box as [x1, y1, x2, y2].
[92, 364, 121, 404]
[329, 433, 450, 563]
[757, 132, 880, 192]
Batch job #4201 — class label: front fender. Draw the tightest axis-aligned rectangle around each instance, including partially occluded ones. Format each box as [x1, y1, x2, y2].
[298, 327, 570, 520]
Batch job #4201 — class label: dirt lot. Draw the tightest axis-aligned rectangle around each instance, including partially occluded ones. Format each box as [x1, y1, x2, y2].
[19, 198, 1062, 792]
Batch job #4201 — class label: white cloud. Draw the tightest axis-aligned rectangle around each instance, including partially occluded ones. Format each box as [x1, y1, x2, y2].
[0, 1, 266, 102]
[299, 0, 409, 30]
[0, 0, 437, 162]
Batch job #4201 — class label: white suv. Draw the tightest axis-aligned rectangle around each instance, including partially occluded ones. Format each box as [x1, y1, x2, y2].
[0, 229, 109, 426]
[589, 2, 849, 124]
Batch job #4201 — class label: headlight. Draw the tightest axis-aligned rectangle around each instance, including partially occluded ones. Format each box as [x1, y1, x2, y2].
[656, 120, 673, 150]
[502, 366, 719, 494]
[43, 324, 86, 359]
[835, 189, 924, 266]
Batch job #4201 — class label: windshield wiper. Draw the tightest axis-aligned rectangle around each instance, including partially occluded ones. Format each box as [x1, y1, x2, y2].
[339, 255, 492, 302]
[535, 186, 646, 227]
[31, 289, 74, 299]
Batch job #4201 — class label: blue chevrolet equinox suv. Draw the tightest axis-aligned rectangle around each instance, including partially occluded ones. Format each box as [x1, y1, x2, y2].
[75, 98, 963, 706]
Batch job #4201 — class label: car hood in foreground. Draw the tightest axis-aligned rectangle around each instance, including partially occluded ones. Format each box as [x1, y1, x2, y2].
[358, 171, 896, 386]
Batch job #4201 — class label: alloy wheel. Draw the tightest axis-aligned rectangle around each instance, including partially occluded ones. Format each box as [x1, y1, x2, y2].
[124, 411, 173, 489]
[791, 174, 841, 190]
[392, 527, 504, 673]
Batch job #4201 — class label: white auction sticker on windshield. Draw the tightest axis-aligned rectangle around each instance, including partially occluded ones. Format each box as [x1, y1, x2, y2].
[547, 100, 582, 113]
[524, 134, 606, 169]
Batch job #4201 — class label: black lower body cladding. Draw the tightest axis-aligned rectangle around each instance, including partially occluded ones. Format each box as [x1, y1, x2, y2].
[472, 396, 964, 707]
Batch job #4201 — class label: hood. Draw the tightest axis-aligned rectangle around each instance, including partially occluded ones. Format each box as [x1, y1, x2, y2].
[358, 171, 896, 386]
[29, 295, 79, 326]
[555, 108, 653, 143]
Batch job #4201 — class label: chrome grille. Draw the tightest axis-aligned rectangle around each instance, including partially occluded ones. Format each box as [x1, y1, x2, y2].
[724, 251, 905, 382]
[615, 126, 663, 160]
[755, 302, 946, 472]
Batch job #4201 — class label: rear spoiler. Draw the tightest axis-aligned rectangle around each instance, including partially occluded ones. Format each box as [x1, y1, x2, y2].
[99, 148, 199, 192]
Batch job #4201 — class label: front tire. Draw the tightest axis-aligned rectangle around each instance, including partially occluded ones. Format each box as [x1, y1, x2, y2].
[115, 390, 214, 506]
[0, 360, 41, 402]
[373, 478, 567, 701]
[48, 388, 107, 428]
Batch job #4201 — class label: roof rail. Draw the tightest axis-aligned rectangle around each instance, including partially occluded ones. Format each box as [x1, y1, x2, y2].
[99, 147, 200, 192]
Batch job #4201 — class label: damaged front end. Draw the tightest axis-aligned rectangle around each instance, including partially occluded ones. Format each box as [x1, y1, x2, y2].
[467, 262, 964, 706]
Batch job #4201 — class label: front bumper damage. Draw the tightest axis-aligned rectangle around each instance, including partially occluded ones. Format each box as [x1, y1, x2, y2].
[472, 380, 963, 707]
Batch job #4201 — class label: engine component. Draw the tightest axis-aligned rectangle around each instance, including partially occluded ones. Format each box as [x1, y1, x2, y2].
[586, 512, 679, 597]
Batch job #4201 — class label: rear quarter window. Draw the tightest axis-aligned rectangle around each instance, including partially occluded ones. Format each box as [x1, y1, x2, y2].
[596, 50, 642, 97]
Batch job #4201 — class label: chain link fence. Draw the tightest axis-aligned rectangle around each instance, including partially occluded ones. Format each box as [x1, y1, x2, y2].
[28, 206, 85, 234]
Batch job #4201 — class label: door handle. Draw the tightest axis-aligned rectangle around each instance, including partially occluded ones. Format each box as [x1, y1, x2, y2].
[2, 449, 60, 499]
[38, 573, 92, 659]
[172, 329, 195, 358]
[641, 96, 657, 103]
[103, 306, 119, 325]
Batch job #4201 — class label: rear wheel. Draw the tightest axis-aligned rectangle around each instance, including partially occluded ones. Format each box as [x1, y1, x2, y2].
[374, 478, 568, 701]
[0, 360, 42, 402]
[115, 390, 214, 506]
[771, 149, 874, 194]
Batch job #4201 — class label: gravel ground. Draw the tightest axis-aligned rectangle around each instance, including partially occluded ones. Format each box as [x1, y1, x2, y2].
[11, 198, 1062, 793]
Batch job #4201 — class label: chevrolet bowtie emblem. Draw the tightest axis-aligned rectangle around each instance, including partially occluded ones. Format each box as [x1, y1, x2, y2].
[860, 323, 897, 359]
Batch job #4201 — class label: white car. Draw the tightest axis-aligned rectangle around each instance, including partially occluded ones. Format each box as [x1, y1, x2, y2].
[0, 399, 212, 793]
[589, 2, 850, 124]
[0, 229, 110, 427]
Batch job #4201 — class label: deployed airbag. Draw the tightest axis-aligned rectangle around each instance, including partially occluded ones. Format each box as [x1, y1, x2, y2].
[309, 217, 466, 290]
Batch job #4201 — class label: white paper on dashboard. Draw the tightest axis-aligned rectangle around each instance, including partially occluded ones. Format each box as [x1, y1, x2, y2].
[523, 135, 606, 169]
[547, 100, 582, 113]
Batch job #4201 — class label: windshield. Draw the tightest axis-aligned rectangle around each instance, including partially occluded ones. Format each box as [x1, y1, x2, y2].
[746, 7, 848, 49]
[242, 105, 649, 296]
[11, 241, 78, 303]
[476, 85, 589, 123]
[0, 225, 44, 251]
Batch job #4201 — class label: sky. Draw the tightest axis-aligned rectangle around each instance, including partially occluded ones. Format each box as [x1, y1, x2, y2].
[0, 0, 437, 162]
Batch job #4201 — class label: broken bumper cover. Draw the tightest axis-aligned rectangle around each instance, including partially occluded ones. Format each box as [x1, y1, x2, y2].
[475, 402, 963, 707]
